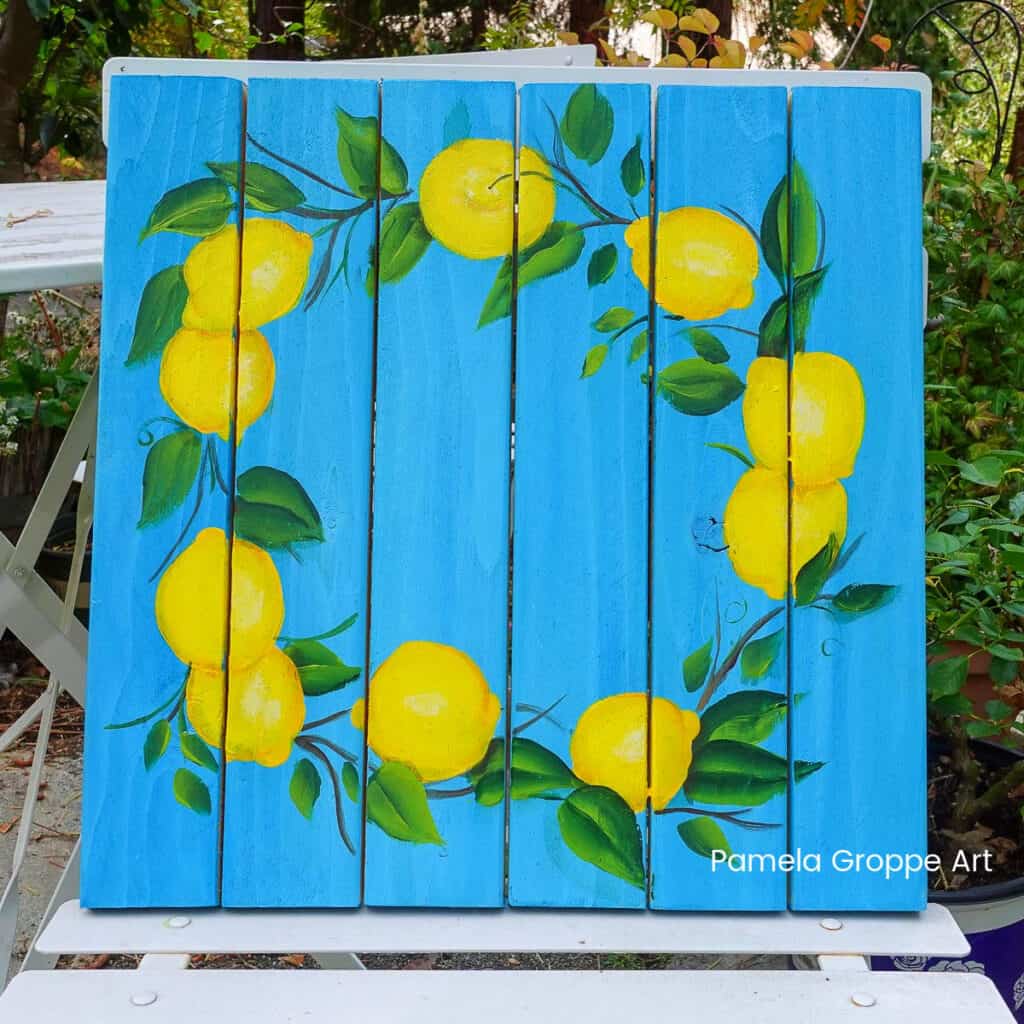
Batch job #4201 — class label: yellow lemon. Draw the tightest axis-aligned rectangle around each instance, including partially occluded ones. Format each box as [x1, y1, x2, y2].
[186, 646, 305, 768]
[159, 327, 275, 443]
[419, 140, 555, 259]
[569, 693, 701, 812]
[723, 466, 848, 601]
[743, 352, 866, 486]
[625, 207, 758, 320]
[182, 219, 313, 330]
[155, 527, 284, 670]
[350, 641, 500, 782]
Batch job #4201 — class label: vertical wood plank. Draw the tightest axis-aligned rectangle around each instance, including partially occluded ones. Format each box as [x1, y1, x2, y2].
[364, 79, 514, 907]
[789, 87, 925, 911]
[508, 82, 650, 908]
[82, 76, 243, 907]
[219, 79, 377, 907]
[649, 85, 790, 910]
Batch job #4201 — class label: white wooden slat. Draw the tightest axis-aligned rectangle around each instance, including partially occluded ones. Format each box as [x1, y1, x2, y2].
[0, 181, 105, 291]
[39, 901, 968, 958]
[1, 969, 1013, 1023]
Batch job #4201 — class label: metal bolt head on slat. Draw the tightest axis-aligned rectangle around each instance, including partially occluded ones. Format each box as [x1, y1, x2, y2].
[130, 991, 158, 1007]
[165, 915, 191, 929]
[820, 917, 843, 932]
[851, 993, 877, 1008]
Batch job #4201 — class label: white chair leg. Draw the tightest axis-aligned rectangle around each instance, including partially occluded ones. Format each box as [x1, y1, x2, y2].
[17, 840, 80, 974]
[0, 693, 47, 753]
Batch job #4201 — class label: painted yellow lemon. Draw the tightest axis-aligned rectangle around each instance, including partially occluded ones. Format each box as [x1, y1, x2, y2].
[155, 527, 284, 670]
[186, 645, 305, 768]
[182, 219, 313, 330]
[743, 352, 866, 486]
[350, 640, 500, 782]
[570, 693, 701, 812]
[159, 327, 275, 443]
[625, 207, 758, 320]
[723, 466, 847, 601]
[419, 140, 555, 259]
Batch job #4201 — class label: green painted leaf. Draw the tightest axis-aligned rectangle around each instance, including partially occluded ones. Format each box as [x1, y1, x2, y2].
[470, 737, 579, 806]
[335, 107, 408, 198]
[756, 267, 828, 358]
[794, 533, 839, 606]
[342, 761, 360, 802]
[757, 299, 788, 359]
[234, 466, 323, 549]
[790, 266, 828, 351]
[557, 785, 644, 888]
[593, 306, 635, 333]
[366, 762, 443, 845]
[684, 740, 823, 806]
[283, 638, 361, 696]
[137, 429, 201, 530]
[927, 656, 969, 698]
[173, 767, 212, 815]
[740, 629, 784, 680]
[560, 84, 614, 165]
[697, 690, 792, 748]
[706, 442, 754, 469]
[831, 584, 897, 616]
[379, 202, 432, 284]
[478, 222, 584, 327]
[143, 719, 171, 770]
[206, 161, 305, 212]
[683, 638, 713, 692]
[180, 731, 218, 772]
[587, 243, 618, 286]
[657, 358, 744, 416]
[443, 99, 471, 146]
[685, 327, 730, 364]
[139, 178, 233, 242]
[760, 161, 818, 288]
[581, 344, 608, 378]
[629, 329, 648, 365]
[677, 817, 732, 859]
[620, 134, 645, 197]
[289, 758, 322, 820]
[126, 265, 188, 366]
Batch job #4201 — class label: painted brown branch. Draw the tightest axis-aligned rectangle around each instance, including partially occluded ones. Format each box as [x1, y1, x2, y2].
[655, 806, 780, 830]
[513, 694, 567, 736]
[301, 733, 357, 764]
[246, 132, 358, 199]
[302, 707, 352, 731]
[424, 784, 475, 799]
[295, 736, 354, 853]
[696, 605, 785, 712]
[550, 160, 631, 226]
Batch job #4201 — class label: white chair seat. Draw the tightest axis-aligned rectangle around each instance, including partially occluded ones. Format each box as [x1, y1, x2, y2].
[3, 967, 1014, 1023]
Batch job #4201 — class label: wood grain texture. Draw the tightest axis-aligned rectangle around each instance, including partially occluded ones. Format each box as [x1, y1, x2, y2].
[649, 85, 790, 910]
[788, 87, 925, 911]
[364, 80, 514, 907]
[219, 78, 377, 907]
[82, 76, 243, 907]
[508, 82, 650, 908]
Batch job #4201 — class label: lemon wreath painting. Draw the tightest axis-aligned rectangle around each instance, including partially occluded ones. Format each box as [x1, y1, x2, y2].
[108, 84, 897, 895]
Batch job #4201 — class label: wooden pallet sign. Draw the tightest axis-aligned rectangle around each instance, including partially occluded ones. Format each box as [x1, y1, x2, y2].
[82, 72, 926, 912]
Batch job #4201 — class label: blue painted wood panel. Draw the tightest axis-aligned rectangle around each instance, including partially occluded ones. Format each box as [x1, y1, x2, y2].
[508, 82, 650, 908]
[788, 87, 925, 911]
[82, 76, 243, 906]
[364, 80, 514, 907]
[649, 86, 790, 910]
[219, 79, 377, 907]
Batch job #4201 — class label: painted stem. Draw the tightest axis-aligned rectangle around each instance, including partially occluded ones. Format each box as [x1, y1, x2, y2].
[302, 707, 353, 731]
[655, 806, 781, 831]
[246, 133, 360, 200]
[295, 736, 355, 853]
[696, 605, 785, 712]
[424, 784, 475, 799]
[147, 451, 208, 584]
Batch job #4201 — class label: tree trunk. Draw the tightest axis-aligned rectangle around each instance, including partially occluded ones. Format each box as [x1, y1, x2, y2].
[0, 0, 43, 183]
[1007, 105, 1024, 181]
[569, 0, 608, 40]
[249, 0, 306, 60]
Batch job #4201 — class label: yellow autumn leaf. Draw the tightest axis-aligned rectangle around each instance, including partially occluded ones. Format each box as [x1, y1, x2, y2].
[724, 39, 746, 66]
[658, 53, 689, 67]
[557, 30, 579, 44]
[818, 59, 836, 70]
[694, 7, 720, 32]
[678, 35, 697, 60]
[676, 14, 710, 33]
[598, 38, 616, 61]
[642, 8, 677, 30]
[870, 33, 891, 53]
[843, 0, 860, 25]
[709, 55, 725, 67]
[691, 57, 708, 67]
[790, 28, 814, 51]
[748, 34, 764, 52]
[795, 0, 826, 26]
[779, 41, 806, 59]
